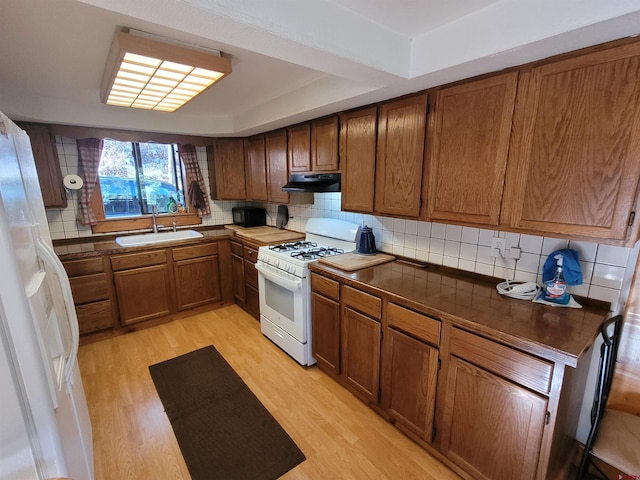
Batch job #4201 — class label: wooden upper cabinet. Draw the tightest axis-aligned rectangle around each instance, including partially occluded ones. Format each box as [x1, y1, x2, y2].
[340, 107, 377, 213]
[311, 115, 339, 172]
[375, 93, 428, 218]
[425, 73, 518, 226]
[207, 138, 246, 200]
[245, 134, 268, 202]
[287, 123, 311, 173]
[19, 122, 67, 208]
[265, 129, 289, 204]
[502, 42, 640, 241]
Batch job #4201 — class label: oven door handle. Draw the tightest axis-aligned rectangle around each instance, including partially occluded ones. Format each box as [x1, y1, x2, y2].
[255, 262, 303, 291]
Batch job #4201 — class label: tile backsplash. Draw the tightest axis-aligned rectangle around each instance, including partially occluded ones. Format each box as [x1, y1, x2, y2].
[50, 136, 637, 313]
[273, 193, 638, 314]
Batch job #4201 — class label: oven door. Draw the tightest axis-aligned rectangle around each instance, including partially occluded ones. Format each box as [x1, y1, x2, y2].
[255, 262, 307, 343]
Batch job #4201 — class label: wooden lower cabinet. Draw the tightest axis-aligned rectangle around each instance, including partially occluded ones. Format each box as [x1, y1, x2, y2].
[440, 356, 548, 480]
[308, 270, 588, 480]
[342, 286, 382, 405]
[383, 328, 439, 442]
[64, 257, 115, 335]
[243, 245, 260, 320]
[114, 264, 173, 325]
[173, 243, 221, 311]
[231, 241, 246, 306]
[311, 272, 341, 378]
[311, 292, 341, 375]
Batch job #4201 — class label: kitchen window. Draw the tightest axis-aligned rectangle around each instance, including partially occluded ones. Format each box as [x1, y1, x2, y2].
[98, 139, 186, 218]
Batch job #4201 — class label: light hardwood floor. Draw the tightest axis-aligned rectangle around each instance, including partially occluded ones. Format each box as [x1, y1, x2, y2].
[78, 305, 460, 479]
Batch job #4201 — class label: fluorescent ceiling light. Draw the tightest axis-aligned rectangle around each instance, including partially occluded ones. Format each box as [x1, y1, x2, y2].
[101, 30, 232, 112]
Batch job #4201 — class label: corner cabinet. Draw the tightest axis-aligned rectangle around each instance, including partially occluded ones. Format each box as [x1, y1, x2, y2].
[340, 107, 377, 213]
[425, 73, 518, 226]
[207, 138, 246, 200]
[265, 129, 289, 204]
[245, 134, 268, 202]
[374, 93, 428, 218]
[502, 41, 640, 241]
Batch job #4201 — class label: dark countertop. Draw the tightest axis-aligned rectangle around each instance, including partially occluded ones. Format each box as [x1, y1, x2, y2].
[309, 259, 609, 367]
[54, 225, 303, 260]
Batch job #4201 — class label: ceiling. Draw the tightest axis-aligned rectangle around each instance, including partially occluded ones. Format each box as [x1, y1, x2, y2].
[2, 0, 640, 137]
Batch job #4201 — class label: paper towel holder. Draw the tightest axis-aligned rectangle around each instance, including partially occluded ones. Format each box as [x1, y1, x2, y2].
[63, 174, 84, 191]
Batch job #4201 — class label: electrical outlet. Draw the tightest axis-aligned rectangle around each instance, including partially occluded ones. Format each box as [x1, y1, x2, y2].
[490, 237, 506, 257]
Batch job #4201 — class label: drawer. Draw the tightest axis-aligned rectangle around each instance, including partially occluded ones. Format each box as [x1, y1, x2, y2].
[63, 257, 104, 276]
[245, 259, 258, 288]
[172, 242, 218, 261]
[111, 250, 167, 271]
[387, 303, 440, 346]
[244, 246, 258, 262]
[231, 241, 243, 256]
[450, 327, 554, 395]
[69, 273, 109, 304]
[311, 273, 339, 301]
[76, 300, 113, 334]
[342, 285, 381, 319]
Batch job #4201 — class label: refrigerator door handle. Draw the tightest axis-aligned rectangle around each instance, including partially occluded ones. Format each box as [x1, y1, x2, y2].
[33, 235, 79, 391]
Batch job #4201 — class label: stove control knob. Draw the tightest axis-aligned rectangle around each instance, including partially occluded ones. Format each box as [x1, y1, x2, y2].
[273, 259, 280, 267]
[285, 264, 293, 273]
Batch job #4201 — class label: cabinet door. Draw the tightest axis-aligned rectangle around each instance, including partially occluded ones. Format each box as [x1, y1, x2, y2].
[502, 43, 640, 241]
[174, 255, 221, 311]
[383, 328, 439, 442]
[342, 306, 381, 404]
[19, 122, 67, 208]
[208, 138, 246, 200]
[265, 129, 289, 204]
[231, 253, 246, 305]
[311, 291, 341, 378]
[287, 123, 311, 173]
[114, 264, 173, 325]
[375, 93, 428, 217]
[426, 73, 518, 226]
[441, 356, 548, 480]
[245, 134, 268, 201]
[311, 115, 339, 172]
[340, 107, 377, 213]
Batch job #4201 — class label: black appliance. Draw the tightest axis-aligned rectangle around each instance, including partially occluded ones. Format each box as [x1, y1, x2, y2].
[282, 173, 341, 193]
[232, 207, 266, 227]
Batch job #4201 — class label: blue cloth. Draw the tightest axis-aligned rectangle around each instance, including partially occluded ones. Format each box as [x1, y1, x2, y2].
[541, 249, 583, 286]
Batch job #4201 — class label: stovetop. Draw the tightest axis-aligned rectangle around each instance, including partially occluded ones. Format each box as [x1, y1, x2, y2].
[268, 241, 345, 261]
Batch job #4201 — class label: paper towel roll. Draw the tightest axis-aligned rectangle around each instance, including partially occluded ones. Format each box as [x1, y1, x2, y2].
[63, 174, 83, 190]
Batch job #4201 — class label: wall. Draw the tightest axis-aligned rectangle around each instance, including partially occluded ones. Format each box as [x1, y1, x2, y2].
[49, 135, 633, 311]
[47, 137, 241, 238]
[270, 192, 635, 315]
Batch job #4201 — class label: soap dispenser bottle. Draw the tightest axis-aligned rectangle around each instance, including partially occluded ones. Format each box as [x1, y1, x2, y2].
[544, 254, 569, 304]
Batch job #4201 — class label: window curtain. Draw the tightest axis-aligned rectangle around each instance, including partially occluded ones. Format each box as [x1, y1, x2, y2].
[178, 144, 211, 217]
[76, 138, 103, 226]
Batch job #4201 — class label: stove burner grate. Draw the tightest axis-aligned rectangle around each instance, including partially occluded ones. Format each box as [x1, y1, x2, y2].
[291, 247, 345, 260]
[269, 241, 317, 252]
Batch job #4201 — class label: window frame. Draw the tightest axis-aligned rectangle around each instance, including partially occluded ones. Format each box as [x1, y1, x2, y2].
[89, 140, 203, 234]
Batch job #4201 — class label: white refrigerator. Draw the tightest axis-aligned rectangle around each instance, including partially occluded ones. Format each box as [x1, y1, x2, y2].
[0, 112, 93, 479]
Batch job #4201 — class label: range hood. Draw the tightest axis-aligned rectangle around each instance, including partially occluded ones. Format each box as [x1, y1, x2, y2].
[282, 173, 341, 193]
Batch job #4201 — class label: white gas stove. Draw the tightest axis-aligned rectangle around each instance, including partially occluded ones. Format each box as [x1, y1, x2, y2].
[255, 218, 360, 365]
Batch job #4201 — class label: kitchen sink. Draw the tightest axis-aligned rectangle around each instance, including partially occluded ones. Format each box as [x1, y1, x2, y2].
[115, 229, 203, 247]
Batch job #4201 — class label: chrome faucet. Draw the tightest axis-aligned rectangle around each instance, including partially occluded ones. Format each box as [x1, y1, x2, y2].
[151, 205, 164, 233]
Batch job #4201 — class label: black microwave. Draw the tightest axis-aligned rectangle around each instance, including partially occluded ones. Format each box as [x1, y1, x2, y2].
[232, 207, 266, 227]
